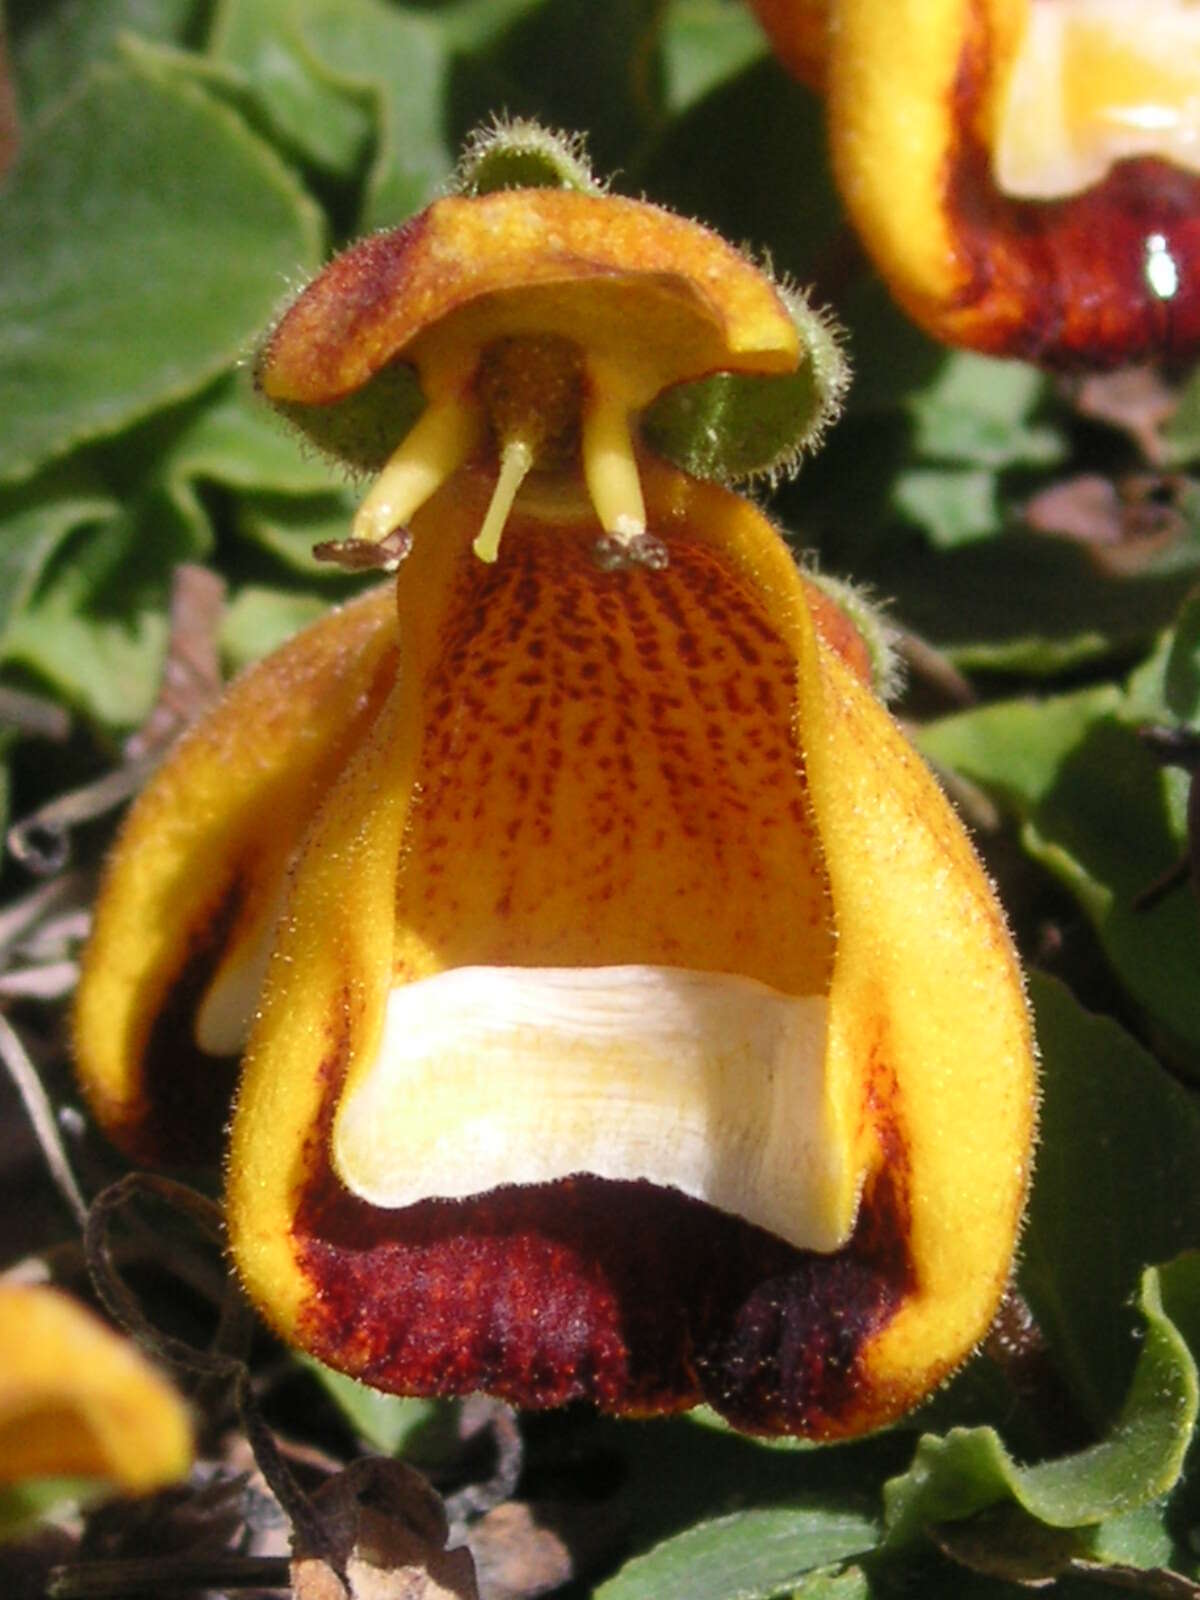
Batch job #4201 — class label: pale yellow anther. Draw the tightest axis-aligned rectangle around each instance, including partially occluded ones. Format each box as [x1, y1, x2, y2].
[473, 437, 535, 563]
[352, 396, 481, 543]
[582, 365, 647, 544]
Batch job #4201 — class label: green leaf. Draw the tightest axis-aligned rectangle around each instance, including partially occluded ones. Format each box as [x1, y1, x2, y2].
[890, 468, 1001, 549]
[659, 0, 767, 115]
[919, 685, 1121, 810]
[299, 1356, 455, 1458]
[0, 54, 323, 486]
[219, 585, 331, 671]
[207, 0, 372, 178]
[0, 372, 349, 719]
[1165, 366, 1200, 468]
[871, 524, 1200, 675]
[291, 0, 467, 229]
[1083, 1503, 1177, 1569]
[1162, 589, 1200, 726]
[882, 1264, 1198, 1549]
[904, 354, 1064, 471]
[921, 696, 1200, 1049]
[0, 465, 119, 647]
[7, 0, 201, 121]
[2, 512, 177, 726]
[1021, 976, 1200, 1423]
[148, 379, 346, 498]
[0, 366, 348, 721]
[234, 492, 361, 576]
[580, 1414, 911, 1572]
[0, 1477, 99, 1543]
[791, 1569, 871, 1600]
[685, 1405, 818, 1450]
[594, 1505, 881, 1600]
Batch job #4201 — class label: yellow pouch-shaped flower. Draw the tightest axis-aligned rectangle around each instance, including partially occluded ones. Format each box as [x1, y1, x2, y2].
[750, 0, 1200, 364]
[76, 129, 1035, 1439]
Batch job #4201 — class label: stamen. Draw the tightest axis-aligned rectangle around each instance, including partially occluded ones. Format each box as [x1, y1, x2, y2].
[352, 396, 481, 543]
[582, 367, 647, 544]
[473, 437, 534, 564]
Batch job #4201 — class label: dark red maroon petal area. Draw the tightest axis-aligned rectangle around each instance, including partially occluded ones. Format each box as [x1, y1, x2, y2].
[293, 1142, 912, 1438]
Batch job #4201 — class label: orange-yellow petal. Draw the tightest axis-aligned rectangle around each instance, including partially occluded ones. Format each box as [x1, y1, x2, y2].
[257, 188, 798, 417]
[791, 562, 1035, 1427]
[224, 462, 1034, 1439]
[76, 147, 1034, 1440]
[75, 588, 398, 1164]
[0, 1285, 192, 1492]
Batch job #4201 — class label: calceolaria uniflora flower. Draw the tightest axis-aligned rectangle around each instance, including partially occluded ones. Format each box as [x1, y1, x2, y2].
[750, 0, 1200, 365]
[75, 126, 1036, 1440]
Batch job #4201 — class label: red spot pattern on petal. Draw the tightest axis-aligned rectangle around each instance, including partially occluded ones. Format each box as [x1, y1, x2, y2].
[394, 520, 833, 991]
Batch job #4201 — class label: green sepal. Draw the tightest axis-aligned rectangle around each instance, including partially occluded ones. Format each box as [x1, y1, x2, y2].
[269, 362, 426, 475]
[454, 118, 601, 196]
[642, 290, 849, 485]
[802, 567, 903, 703]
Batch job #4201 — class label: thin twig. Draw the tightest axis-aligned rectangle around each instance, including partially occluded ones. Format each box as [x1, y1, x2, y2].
[896, 628, 976, 707]
[0, 11, 17, 181]
[0, 684, 71, 741]
[0, 1011, 88, 1227]
[1068, 1559, 1200, 1598]
[123, 565, 226, 762]
[47, 1553, 291, 1598]
[85, 1175, 336, 1560]
[445, 1401, 524, 1529]
[0, 961, 79, 1000]
[0, 875, 87, 961]
[7, 758, 158, 874]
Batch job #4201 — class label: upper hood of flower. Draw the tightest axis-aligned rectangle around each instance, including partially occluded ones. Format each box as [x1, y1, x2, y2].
[254, 164, 847, 575]
[257, 188, 800, 425]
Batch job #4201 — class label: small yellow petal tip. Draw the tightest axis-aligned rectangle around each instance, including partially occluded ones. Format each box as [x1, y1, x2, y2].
[0, 1285, 192, 1495]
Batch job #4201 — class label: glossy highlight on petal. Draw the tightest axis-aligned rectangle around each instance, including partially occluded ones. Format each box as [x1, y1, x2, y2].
[752, 0, 1200, 364]
[0, 1285, 192, 1492]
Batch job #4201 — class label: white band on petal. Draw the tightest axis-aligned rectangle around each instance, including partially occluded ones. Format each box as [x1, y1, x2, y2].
[333, 964, 859, 1254]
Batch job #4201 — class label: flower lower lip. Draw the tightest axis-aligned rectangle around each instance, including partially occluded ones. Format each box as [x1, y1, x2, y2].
[331, 962, 860, 1254]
